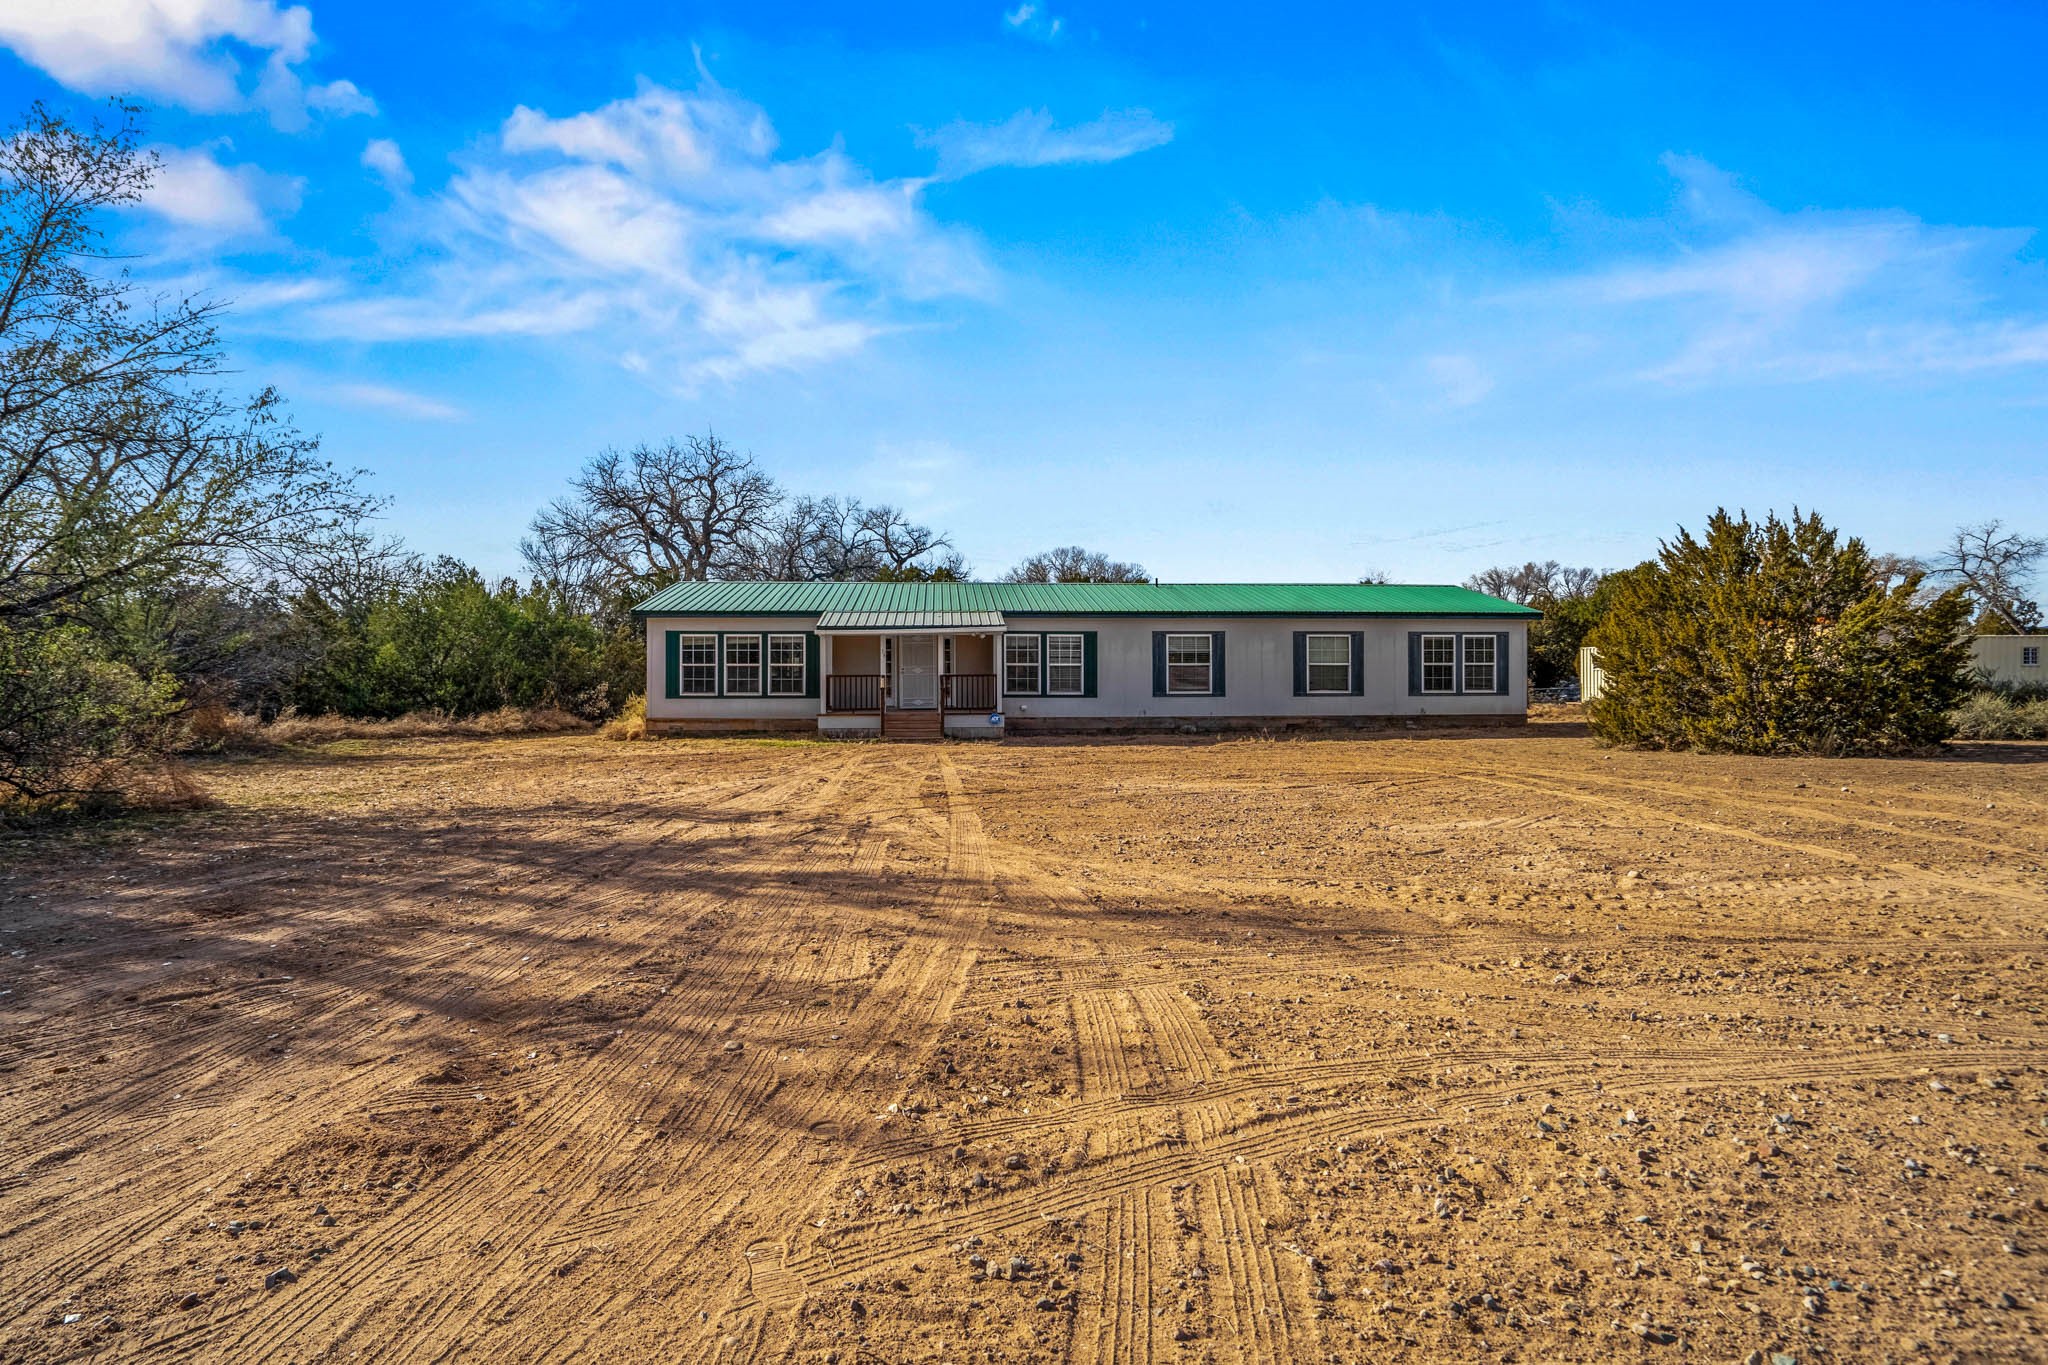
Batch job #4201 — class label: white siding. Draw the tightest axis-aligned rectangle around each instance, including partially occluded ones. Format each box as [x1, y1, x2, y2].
[644, 616, 821, 723]
[998, 617, 1526, 721]
[1970, 636, 2048, 687]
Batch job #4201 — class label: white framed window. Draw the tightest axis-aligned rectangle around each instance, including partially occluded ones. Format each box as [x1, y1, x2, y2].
[675, 633, 718, 695]
[1461, 634, 1497, 693]
[1306, 633, 1352, 693]
[1003, 634, 1041, 694]
[942, 636, 954, 675]
[1046, 634, 1085, 695]
[1420, 634, 1456, 693]
[1166, 633, 1213, 694]
[723, 634, 763, 695]
[2025, 646, 2041, 668]
[767, 634, 807, 696]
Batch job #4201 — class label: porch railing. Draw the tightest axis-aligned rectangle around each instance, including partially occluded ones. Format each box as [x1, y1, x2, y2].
[826, 674, 885, 713]
[941, 673, 998, 714]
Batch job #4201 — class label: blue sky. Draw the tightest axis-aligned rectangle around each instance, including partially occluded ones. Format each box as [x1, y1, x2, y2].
[3, 1, 2044, 583]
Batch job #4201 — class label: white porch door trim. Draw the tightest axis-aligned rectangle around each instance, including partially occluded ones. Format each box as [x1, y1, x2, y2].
[895, 634, 939, 709]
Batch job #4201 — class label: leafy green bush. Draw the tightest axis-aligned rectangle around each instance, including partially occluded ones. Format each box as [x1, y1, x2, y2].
[0, 622, 181, 804]
[292, 559, 638, 720]
[1587, 510, 1973, 754]
[1949, 692, 2048, 740]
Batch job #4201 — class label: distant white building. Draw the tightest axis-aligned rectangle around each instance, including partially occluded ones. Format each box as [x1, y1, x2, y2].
[1970, 635, 2046, 687]
[1578, 646, 1607, 703]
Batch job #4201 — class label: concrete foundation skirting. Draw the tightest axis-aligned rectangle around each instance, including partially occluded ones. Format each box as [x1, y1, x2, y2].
[1004, 713, 1527, 735]
[645, 712, 1527, 738]
[643, 717, 819, 736]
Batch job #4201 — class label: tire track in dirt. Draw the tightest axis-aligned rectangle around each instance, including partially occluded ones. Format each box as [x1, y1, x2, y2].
[188, 750, 876, 1363]
[786, 1042, 2027, 1290]
[1, 784, 798, 1314]
[475, 751, 1000, 1365]
[1131, 983, 1227, 1085]
[1370, 759, 2041, 902]
[665, 750, 1001, 1365]
[1459, 761, 2048, 860]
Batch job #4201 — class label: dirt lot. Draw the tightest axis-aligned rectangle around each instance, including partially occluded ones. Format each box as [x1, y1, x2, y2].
[2, 717, 2044, 1363]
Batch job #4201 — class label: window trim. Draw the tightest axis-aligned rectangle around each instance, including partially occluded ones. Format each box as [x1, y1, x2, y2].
[1165, 632, 1215, 695]
[1045, 632, 1085, 696]
[721, 633, 764, 696]
[766, 632, 807, 697]
[1003, 632, 1042, 696]
[2024, 645, 2041, 668]
[1460, 633, 1497, 694]
[671, 632, 719, 697]
[1304, 632, 1353, 694]
[1419, 633, 1457, 694]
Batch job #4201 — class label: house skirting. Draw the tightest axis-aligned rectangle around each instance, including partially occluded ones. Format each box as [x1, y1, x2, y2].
[643, 717, 819, 736]
[643, 712, 1526, 738]
[1004, 713, 1527, 735]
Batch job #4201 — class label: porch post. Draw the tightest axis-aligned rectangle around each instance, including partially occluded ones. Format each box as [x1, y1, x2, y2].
[818, 632, 832, 716]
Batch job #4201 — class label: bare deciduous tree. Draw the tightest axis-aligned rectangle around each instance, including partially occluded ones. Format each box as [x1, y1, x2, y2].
[527, 436, 966, 598]
[521, 434, 781, 605]
[1464, 560, 1603, 606]
[728, 496, 961, 581]
[1001, 545, 1148, 583]
[1928, 521, 2044, 633]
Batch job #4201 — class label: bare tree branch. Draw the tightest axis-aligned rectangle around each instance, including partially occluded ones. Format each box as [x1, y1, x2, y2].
[1927, 520, 2044, 633]
[1001, 546, 1148, 583]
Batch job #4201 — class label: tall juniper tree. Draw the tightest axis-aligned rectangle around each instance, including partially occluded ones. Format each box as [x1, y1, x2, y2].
[1587, 509, 1972, 754]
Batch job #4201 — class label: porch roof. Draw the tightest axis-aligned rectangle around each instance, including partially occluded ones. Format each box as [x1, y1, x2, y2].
[815, 609, 1006, 632]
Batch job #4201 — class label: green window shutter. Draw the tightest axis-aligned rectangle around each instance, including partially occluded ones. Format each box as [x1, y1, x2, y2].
[1082, 631, 1098, 698]
[1291, 632, 1307, 697]
[1151, 632, 1167, 696]
[1211, 632, 1226, 697]
[1407, 632, 1422, 696]
[664, 630, 681, 700]
[805, 632, 820, 699]
[1497, 631, 1511, 695]
[1349, 630, 1365, 696]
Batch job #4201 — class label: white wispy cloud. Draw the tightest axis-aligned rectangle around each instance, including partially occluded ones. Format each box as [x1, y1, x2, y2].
[1534, 156, 2048, 384]
[326, 382, 465, 421]
[361, 137, 412, 192]
[140, 144, 300, 236]
[1002, 3, 1064, 43]
[291, 75, 991, 386]
[920, 108, 1174, 179]
[1422, 353, 1494, 408]
[308, 78, 377, 118]
[1286, 153, 2048, 399]
[0, 0, 372, 129]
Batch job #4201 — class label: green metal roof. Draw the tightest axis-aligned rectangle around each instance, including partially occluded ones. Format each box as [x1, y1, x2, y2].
[634, 581, 1538, 618]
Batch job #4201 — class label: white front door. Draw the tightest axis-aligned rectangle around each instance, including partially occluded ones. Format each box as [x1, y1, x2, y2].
[896, 635, 938, 709]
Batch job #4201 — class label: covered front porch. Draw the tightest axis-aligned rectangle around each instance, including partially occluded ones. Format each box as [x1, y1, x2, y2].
[816, 610, 1004, 739]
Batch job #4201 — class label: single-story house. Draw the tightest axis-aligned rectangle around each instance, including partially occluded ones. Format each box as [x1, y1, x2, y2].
[633, 581, 1539, 738]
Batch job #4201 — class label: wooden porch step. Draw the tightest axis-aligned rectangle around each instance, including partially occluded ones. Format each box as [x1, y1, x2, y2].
[881, 708, 945, 742]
